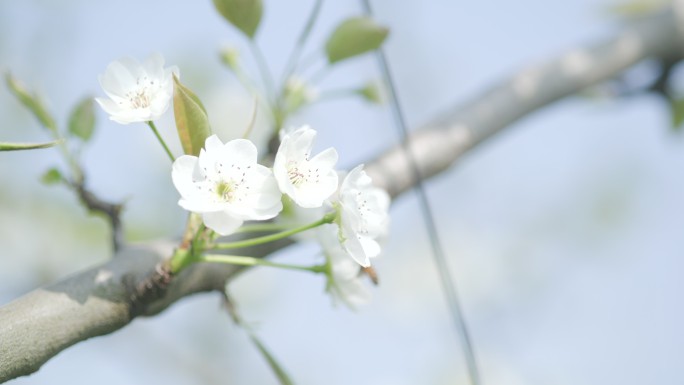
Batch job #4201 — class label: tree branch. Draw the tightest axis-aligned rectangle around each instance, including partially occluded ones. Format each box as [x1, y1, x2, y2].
[67, 179, 124, 252]
[2, 8, 684, 383]
[365, 9, 684, 197]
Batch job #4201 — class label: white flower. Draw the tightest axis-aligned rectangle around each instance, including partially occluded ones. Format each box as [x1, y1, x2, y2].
[96, 53, 177, 124]
[319, 224, 371, 309]
[172, 135, 282, 235]
[336, 165, 390, 267]
[274, 126, 339, 208]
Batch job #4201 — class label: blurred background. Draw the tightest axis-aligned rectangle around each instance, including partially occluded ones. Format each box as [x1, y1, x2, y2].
[1, 0, 683, 384]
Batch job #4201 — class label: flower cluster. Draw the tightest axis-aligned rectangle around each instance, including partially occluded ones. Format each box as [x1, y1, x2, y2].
[96, 54, 391, 308]
[172, 126, 390, 303]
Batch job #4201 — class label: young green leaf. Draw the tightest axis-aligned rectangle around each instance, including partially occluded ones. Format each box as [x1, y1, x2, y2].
[173, 75, 212, 156]
[213, 0, 263, 38]
[325, 17, 389, 64]
[607, 0, 668, 18]
[41, 168, 65, 185]
[670, 97, 684, 131]
[5, 73, 58, 132]
[68, 97, 96, 142]
[0, 139, 61, 151]
[357, 80, 385, 104]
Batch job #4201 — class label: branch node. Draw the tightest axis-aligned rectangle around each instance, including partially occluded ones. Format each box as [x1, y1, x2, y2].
[127, 261, 174, 318]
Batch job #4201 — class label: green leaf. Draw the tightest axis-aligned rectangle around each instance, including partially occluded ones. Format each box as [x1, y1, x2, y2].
[325, 17, 389, 64]
[5, 73, 58, 132]
[357, 80, 385, 104]
[68, 97, 96, 142]
[670, 97, 684, 131]
[213, 0, 263, 38]
[0, 139, 61, 151]
[607, 0, 668, 18]
[173, 75, 212, 156]
[41, 168, 65, 185]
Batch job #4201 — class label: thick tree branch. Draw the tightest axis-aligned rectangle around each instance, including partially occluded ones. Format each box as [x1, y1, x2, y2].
[365, 9, 684, 197]
[2, 8, 684, 383]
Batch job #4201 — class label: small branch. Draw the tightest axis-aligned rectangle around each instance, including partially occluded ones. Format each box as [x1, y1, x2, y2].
[222, 292, 296, 385]
[650, 60, 676, 95]
[67, 179, 124, 252]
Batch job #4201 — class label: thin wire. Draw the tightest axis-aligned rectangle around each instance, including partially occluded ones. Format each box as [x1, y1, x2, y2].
[359, 1, 482, 384]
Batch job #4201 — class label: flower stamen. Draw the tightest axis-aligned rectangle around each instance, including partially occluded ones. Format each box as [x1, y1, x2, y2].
[215, 180, 236, 202]
[288, 165, 306, 186]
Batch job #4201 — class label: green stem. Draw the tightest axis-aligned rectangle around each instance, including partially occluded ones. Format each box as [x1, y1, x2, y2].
[209, 212, 336, 250]
[242, 98, 258, 140]
[280, 0, 325, 85]
[50, 132, 83, 183]
[249, 42, 278, 103]
[232, 65, 262, 99]
[197, 254, 325, 273]
[247, 42, 283, 130]
[147, 121, 175, 162]
[170, 247, 194, 274]
[235, 222, 295, 233]
[297, 51, 323, 75]
[221, 54, 279, 127]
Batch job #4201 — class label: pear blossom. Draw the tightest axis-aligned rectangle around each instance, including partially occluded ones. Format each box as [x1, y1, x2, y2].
[172, 135, 282, 235]
[319, 224, 371, 309]
[335, 165, 390, 267]
[96, 53, 177, 124]
[274, 126, 339, 208]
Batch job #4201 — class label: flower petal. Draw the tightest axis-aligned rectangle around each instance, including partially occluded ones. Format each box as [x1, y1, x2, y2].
[202, 211, 243, 236]
[96, 54, 176, 125]
[340, 224, 370, 267]
[172, 155, 200, 198]
[143, 52, 165, 80]
[204, 135, 224, 154]
[359, 236, 381, 259]
[222, 138, 258, 164]
[178, 198, 224, 213]
[309, 147, 338, 170]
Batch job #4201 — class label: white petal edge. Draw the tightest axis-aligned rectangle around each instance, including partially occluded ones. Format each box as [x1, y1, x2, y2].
[202, 211, 243, 236]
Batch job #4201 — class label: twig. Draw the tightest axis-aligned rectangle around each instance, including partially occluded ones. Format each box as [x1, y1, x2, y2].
[67, 178, 124, 252]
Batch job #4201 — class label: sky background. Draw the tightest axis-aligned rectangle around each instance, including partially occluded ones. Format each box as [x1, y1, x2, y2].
[1, 0, 683, 384]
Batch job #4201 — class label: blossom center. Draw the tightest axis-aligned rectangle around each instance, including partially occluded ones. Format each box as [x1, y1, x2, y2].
[124, 76, 156, 109]
[287, 161, 319, 187]
[215, 180, 236, 202]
